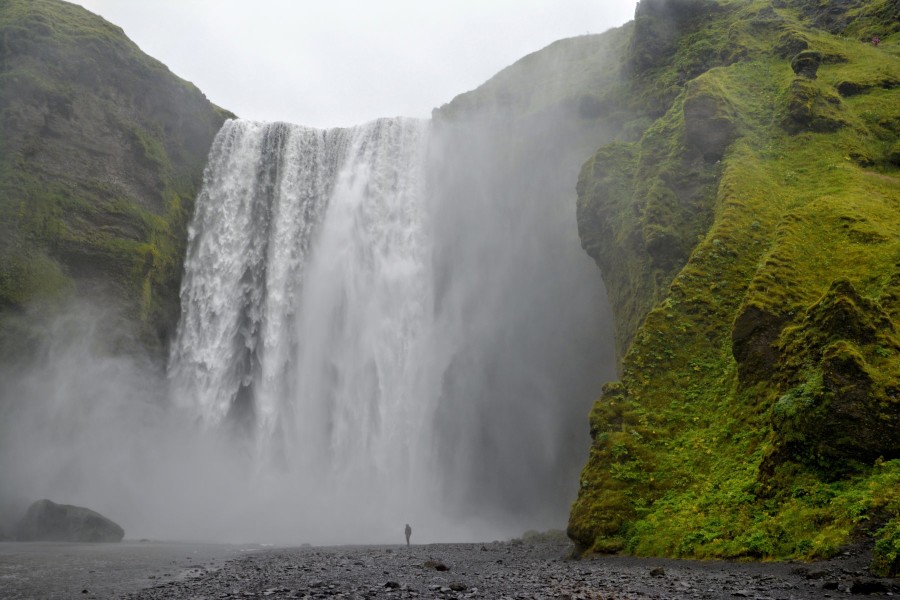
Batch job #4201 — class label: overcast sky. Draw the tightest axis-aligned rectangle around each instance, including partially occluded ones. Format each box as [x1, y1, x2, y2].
[71, 1, 637, 128]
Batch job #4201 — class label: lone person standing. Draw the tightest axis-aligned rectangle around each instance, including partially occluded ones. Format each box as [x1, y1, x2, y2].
[405, 523, 412, 546]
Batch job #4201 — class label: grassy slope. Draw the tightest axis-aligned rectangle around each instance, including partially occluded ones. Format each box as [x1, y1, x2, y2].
[570, 0, 900, 575]
[0, 0, 231, 356]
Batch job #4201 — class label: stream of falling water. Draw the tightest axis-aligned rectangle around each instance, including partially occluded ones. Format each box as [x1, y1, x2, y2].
[163, 114, 612, 543]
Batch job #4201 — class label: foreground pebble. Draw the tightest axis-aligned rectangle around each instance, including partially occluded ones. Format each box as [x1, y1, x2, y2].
[123, 541, 899, 599]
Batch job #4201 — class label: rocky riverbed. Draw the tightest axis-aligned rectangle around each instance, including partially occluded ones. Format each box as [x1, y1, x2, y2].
[121, 540, 899, 600]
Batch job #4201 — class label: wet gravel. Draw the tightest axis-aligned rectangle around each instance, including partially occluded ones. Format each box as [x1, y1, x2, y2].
[122, 540, 900, 600]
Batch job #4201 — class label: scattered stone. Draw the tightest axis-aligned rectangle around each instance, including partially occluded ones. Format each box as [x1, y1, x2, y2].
[424, 560, 448, 571]
[806, 569, 829, 580]
[850, 579, 889, 595]
[110, 540, 869, 600]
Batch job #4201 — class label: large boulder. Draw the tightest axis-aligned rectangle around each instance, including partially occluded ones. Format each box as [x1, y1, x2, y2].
[15, 499, 124, 543]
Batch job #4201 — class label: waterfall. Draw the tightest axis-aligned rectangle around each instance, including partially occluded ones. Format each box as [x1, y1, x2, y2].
[167, 114, 614, 543]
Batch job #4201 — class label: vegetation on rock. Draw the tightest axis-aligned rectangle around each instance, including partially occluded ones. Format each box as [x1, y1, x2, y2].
[570, 0, 900, 575]
[3, 0, 898, 575]
[0, 0, 232, 358]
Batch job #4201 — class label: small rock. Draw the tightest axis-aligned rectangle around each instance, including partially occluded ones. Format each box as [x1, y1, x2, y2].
[449, 582, 467, 591]
[649, 567, 665, 577]
[851, 579, 889, 595]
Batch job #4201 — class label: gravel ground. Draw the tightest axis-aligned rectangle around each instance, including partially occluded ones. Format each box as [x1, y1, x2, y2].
[0, 541, 255, 599]
[122, 540, 899, 600]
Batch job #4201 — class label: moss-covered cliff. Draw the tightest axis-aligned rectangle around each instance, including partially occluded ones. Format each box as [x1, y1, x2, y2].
[0, 0, 231, 357]
[570, 0, 900, 576]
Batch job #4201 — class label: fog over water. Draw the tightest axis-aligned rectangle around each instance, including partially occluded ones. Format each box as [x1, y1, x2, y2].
[0, 89, 616, 544]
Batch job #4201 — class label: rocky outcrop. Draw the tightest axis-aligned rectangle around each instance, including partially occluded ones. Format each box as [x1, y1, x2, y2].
[16, 499, 124, 542]
[682, 77, 736, 162]
[762, 280, 900, 479]
[783, 79, 848, 134]
[629, 0, 722, 73]
[790, 50, 822, 79]
[570, 0, 900, 570]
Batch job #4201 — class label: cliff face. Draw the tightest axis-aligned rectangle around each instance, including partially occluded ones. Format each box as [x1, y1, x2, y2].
[0, 0, 231, 357]
[570, 0, 900, 576]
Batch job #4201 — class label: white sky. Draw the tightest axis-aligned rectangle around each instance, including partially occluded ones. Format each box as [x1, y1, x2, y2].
[71, 1, 637, 128]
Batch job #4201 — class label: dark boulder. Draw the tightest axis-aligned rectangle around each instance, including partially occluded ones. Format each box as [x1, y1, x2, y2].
[791, 50, 822, 79]
[683, 81, 736, 162]
[16, 499, 124, 542]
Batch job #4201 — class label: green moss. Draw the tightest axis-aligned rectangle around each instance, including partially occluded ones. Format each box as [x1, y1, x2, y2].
[0, 249, 71, 307]
[0, 0, 231, 354]
[783, 78, 850, 133]
[873, 517, 900, 577]
[570, 0, 900, 570]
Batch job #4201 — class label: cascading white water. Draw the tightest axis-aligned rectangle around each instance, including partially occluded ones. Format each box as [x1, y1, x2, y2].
[169, 118, 444, 538]
[165, 113, 614, 543]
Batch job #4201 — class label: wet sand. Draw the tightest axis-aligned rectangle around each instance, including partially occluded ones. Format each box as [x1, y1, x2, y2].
[0, 540, 256, 599]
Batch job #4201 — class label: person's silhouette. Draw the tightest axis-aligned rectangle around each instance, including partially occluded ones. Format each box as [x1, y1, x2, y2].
[405, 523, 412, 546]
